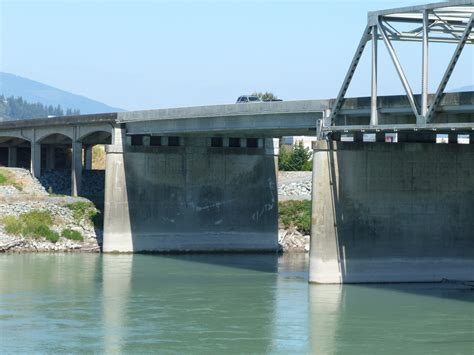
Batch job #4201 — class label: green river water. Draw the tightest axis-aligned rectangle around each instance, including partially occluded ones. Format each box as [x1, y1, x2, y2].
[0, 254, 473, 354]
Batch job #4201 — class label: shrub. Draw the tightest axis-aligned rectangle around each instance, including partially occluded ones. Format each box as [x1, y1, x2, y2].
[32, 224, 59, 243]
[2, 215, 22, 235]
[19, 211, 53, 228]
[1, 211, 58, 243]
[66, 202, 96, 221]
[66, 202, 102, 229]
[61, 229, 83, 241]
[279, 142, 312, 171]
[279, 200, 311, 234]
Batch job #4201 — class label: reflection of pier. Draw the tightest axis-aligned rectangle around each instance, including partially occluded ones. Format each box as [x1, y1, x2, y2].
[100, 254, 279, 353]
[102, 255, 132, 354]
[308, 283, 474, 353]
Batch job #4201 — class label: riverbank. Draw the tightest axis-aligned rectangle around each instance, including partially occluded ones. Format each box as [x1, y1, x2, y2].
[0, 168, 311, 253]
[0, 168, 101, 253]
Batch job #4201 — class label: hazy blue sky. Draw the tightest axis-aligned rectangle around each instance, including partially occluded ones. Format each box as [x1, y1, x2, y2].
[1, 0, 473, 110]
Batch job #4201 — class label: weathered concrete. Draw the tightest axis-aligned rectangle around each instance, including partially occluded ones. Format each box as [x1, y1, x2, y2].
[7, 147, 17, 167]
[310, 140, 474, 283]
[0, 121, 112, 195]
[0, 92, 472, 259]
[71, 142, 82, 196]
[31, 142, 41, 178]
[103, 132, 279, 252]
[45, 146, 56, 171]
[84, 145, 93, 170]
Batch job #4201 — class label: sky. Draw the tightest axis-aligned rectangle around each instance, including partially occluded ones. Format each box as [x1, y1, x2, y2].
[1, 0, 473, 111]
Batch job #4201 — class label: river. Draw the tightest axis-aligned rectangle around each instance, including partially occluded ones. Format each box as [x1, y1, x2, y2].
[0, 254, 472, 354]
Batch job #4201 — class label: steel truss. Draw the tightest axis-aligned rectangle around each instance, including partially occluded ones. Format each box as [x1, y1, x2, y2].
[328, 0, 474, 128]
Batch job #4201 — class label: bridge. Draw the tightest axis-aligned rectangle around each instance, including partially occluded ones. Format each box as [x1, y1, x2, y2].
[0, 0, 473, 283]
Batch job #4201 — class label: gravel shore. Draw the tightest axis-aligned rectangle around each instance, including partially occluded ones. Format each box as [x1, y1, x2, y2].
[278, 171, 312, 201]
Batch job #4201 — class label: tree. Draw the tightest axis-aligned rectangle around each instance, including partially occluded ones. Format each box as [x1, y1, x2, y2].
[279, 142, 312, 171]
[0, 95, 80, 119]
[252, 91, 278, 101]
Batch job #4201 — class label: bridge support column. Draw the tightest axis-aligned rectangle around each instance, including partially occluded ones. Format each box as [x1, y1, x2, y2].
[71, 142, 82, 196]
[103, 127, 134, 252]
[309, 140, 474, 283]
[8, 147, 17, 168]
[45, 146, 56, 171]
[309, 141, 342, 283]
[84, 145, 93, 170]
[103, 133, 278, 253]
[31, 142, 41, 178]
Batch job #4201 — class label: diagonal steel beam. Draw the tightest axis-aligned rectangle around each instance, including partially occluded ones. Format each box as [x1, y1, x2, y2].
[378, 18, 421, 121]
[421, 10, 429, 120]
[329, 25, 371, 125]
[371, 25, 378, 126]
[426, 13, 474, 123]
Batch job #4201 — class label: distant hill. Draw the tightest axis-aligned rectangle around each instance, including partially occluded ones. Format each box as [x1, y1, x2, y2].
[0, 72, 124, 115]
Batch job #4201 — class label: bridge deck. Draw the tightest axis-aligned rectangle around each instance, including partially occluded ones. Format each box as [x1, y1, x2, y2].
[0, 92, 472, 137]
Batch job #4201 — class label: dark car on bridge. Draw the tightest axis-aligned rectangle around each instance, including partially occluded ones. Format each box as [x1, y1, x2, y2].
[236, 95, 261, 103]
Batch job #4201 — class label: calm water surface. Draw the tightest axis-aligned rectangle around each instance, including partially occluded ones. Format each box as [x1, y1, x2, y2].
[0, 254, 473, 354]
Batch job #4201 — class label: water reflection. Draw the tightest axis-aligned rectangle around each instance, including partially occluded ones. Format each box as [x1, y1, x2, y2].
[102, 255, 133, 353]
[309, 283, 474, 355]
[0, 254, 472, 354]
[0, 254, 102, 353]
[100, 254, 280, 353]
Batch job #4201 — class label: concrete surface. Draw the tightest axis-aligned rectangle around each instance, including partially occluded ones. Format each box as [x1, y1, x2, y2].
[103, 134, 279, 252]
[310, 140, 474, 283]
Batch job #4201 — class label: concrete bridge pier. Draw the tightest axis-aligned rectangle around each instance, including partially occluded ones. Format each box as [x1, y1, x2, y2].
[309, 140, 474, 284]
[7, 147, 17, 167]
[45, 146, 56, 171]
[103, 127, 279, 253]
[31, 142, 41, 178]
[71, 142, 83, 196]
[84, 145, 93, 170]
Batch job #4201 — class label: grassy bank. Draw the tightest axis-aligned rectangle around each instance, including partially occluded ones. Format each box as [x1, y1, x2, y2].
[66, 201, 102, 229]
[1, 202, 101, 243]
[0, 168, 23, 191]
[278, 200, 311, 234]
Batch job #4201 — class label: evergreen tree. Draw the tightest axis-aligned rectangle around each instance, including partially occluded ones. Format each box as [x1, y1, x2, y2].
[252, 91, 278, 101]
[279, 142, 312, 171]
[0, 95, 80, 119]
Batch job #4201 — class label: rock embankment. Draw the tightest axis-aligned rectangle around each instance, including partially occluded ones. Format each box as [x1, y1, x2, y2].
[0, 168, 101, 253]
[278, 171, 312, 201]
[0, 232, 98, 253]
[278, 171, 312, 253]
[39, 170, 105, 197]
[279, 228, 310, 253]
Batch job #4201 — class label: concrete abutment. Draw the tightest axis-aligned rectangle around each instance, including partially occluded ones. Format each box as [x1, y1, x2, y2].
[309, 140, 474, 283]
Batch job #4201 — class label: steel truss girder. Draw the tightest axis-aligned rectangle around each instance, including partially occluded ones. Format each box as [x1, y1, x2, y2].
[378, 19, 421, 122]
[329, 25, 371, 125]
[328, 3, 474, 129]
[421, 10, 429, 119]
[426, 13, 474, 122]
[370, 25, 378, 126]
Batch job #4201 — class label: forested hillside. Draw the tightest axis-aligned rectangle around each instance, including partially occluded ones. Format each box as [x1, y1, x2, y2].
[0, 72, 123, 114]
[0, 95, 80, 120]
